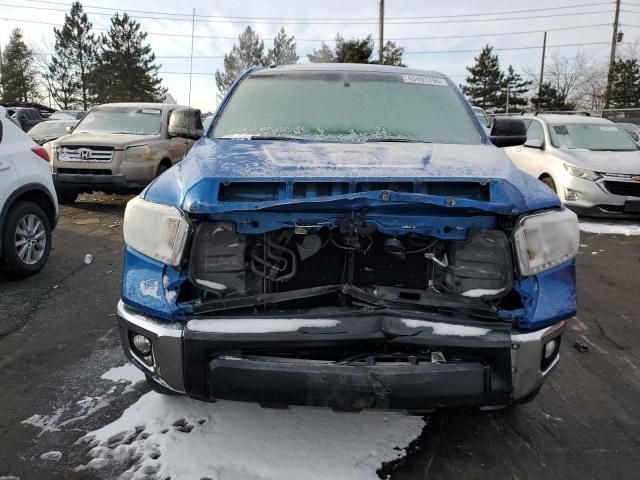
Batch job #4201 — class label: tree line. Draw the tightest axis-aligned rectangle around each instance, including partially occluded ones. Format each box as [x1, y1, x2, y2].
[215, 27, 405, 93]
[2, 2, 638, 112]
[0, 1, 164, 109]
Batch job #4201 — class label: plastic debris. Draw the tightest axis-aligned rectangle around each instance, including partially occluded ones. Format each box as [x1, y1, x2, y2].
[573, 340, 589, 353]
[83, 254, 93, 265]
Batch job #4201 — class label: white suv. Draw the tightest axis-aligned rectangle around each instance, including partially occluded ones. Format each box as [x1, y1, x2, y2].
[0, 106, 58, 277]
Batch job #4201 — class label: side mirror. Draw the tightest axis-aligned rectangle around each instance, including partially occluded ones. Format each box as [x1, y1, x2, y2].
[168, 108, 203, 140]
[490, 118, 527, 148]
[65, 125, 74, 133]
[524, 138, 544, 149]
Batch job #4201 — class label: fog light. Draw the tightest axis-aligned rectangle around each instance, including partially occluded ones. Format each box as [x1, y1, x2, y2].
[544, 339, 557, 360]
[132, 334, 152, 355]
[564, 188, 580, 201]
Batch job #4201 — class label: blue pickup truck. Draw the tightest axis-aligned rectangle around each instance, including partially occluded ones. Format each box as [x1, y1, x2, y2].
[117, 64, 578, 412]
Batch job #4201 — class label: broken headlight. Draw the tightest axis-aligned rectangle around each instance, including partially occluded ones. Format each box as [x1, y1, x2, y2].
[123, 196, 190, 266]
[512, 208, 579, 276]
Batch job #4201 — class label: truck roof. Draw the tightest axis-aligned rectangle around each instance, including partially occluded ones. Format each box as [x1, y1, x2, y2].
[251, 63, 447, 78]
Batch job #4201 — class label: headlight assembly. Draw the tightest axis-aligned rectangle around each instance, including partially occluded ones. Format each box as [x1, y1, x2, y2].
[123, 196, 190, 266]
[124, 144, 152, 162]
[512, 209, 579, 276]
[563, 163, 600, 181]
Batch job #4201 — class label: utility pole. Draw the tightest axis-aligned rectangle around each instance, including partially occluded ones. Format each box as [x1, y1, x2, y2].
[604, 0, 622, 109]
[537, 31, 547, 110]
[378, 0, 384, 64]
[506, 83, 511, 114]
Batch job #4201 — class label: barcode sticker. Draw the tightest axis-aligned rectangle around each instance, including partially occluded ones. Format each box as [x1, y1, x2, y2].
[402, 75, 448, 86]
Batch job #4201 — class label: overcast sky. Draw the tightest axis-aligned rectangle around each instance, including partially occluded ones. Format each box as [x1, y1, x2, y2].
[1, 0, 635, 111]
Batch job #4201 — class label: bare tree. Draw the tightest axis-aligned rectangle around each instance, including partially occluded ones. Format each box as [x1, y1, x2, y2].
[524, 50, 606, 110]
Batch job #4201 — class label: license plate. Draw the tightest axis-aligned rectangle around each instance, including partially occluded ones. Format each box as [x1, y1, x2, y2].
[624, 200, 640, 213]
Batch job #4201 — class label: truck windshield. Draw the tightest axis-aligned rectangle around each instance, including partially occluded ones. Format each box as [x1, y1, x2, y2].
[212, 71, 483, 144]
[549, 123, 639, 151]
[74, 106, 162, 135]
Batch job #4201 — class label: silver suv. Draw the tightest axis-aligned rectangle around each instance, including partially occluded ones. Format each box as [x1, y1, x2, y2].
[505, 114, 640, 218]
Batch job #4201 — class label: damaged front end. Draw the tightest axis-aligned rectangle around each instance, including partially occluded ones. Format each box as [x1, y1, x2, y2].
[118, 183, 578, 410]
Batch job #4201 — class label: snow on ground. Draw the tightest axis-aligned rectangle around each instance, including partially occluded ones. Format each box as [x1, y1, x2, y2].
[100, 363, 146, 384]
[579, 220, 640, 236]
[77, 366, 425, 480]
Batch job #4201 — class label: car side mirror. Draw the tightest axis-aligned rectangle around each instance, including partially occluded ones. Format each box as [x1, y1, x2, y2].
[65, 125, 74, 133]
[168, 108, 203, 140]
[524, 138, 544, 149]
[490, 118, 527, 148]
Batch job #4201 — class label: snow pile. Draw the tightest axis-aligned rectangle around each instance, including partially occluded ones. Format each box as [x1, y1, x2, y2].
[40, 451, 62, 461]
[187, 318, 341, 333]
[401, 319, 489, 337]
[76, 393, 424, 480]
[579, 220, 640, 236]
[461, 288, 505, 298]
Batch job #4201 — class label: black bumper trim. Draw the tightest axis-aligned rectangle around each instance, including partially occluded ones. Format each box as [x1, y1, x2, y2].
[208, 357, 494, 410]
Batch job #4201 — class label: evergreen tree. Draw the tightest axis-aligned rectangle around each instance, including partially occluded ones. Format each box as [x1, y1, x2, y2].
[498, 65, 531, 112]
[379, 40, 405, 67]
[47, 1, 98, 110]
[0, 28, 38, 103]
[530, 83, 575, 111]
[307, 42, 335, 63]
[335, 35, 374, 63]
[266, 27, 298, 66]
[92, 13, 165, 103]
[610, 58, 640, 108]
[462, 45, 504, 109]
[215, 26, 266, 94]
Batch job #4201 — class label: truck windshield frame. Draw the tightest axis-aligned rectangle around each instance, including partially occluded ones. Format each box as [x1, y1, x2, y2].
[211, 71, 483, 144]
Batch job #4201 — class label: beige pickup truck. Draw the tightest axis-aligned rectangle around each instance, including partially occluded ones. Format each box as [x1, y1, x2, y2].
[48, 103, 202, 203]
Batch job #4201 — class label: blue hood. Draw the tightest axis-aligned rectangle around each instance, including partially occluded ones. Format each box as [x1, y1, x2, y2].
[145, 138, 560, 216]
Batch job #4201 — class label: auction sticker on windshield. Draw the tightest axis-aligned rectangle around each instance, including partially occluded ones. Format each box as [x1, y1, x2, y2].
[402, 75, 448, 86]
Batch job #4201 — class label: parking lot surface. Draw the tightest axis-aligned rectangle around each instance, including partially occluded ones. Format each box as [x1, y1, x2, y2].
[1, 194, 639, 479]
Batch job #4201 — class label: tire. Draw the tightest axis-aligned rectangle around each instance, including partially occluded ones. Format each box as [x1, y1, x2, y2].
[156, 162, 171, 177]
[540, 176, 557, 193]
[1, 201, 52, 278]
[145, 375, 179, 396]
[57, 191, 78, 204]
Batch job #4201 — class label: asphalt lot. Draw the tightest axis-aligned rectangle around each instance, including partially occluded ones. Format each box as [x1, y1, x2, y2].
[1, 194, 639, 479]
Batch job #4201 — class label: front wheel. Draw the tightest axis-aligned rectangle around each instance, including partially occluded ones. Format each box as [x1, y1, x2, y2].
[1, 201, 52, 278]
[57, 191, 78, 204]
[540, 176, 557, 193]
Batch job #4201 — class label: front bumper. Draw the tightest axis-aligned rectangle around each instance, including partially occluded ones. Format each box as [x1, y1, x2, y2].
[117, 301, 565, 411]
[53, 173, 150, 193]
[561, 174, 640, 218]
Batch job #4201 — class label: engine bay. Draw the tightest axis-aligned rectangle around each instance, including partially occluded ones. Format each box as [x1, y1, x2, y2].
[187, 212, 515, 316]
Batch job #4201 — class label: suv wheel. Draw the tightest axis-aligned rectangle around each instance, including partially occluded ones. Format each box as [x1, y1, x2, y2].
[1, 201, 52, 278]
[540, 176, 557, 193]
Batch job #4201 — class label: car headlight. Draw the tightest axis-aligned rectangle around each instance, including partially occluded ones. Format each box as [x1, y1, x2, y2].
[512, 209, 579, 276]
[124, 144, 152, 162]
[123, 196, 190, 266]
[563, 163, 600, 181]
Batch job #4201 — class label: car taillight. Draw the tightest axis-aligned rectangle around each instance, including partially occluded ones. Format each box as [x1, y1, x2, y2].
[31, 146, 50, 162]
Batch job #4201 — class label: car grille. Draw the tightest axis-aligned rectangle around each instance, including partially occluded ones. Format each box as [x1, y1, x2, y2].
[57, 146, 114, 162]
[57, 168, 112, 175]
[603, 181, 640, 197]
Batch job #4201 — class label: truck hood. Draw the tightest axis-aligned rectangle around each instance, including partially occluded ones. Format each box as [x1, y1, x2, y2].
[552, 148, 640, 175]
[52, 132, 161, 149]
[144, 139, 560, 216]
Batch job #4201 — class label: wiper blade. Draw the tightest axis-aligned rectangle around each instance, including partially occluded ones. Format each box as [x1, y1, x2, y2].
[365, 138, 429, 143]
